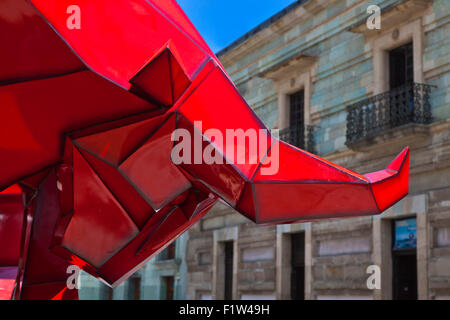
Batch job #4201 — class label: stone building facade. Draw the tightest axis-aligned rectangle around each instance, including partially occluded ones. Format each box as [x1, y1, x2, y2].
[185, 0, 450, 300]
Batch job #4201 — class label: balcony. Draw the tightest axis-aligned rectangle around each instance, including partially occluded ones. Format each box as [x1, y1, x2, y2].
[279, 125, 316, 154]
[346, 83, 435, 148]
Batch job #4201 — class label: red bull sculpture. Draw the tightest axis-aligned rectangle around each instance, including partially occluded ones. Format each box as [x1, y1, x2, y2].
[0, 0, 409, 300]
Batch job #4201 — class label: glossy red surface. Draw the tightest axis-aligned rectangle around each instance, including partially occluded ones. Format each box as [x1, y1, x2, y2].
[130, 48, 191, 107]
[0, 267, 17, 300]
[366, 147, 410, 212]
[120, 114, 192, 211]
[21, 282, 79, 301]
[75, 114, 167, 167]
[254, 183, 379, 223]
[30, 0, 209, 88]
[62, 149, 139, 268]
[0, 0, 410, 299]
[76, 149, 154, 229]
[19, 171, 78, 300]
[177, 66, 273, 179]
[0, 69, 156, 189]
[0, 1, 84, 84]
[253, 141, 367, 183]
[176, 115, 246, 207]
[0, 187, 23, 299]
[0, 190, 23, 266]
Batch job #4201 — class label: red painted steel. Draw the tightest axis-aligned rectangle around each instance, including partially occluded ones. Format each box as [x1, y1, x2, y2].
[0, 0, 409, 299]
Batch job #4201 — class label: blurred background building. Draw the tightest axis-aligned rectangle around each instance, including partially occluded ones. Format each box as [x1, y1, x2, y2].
[80, 0, 450, 300]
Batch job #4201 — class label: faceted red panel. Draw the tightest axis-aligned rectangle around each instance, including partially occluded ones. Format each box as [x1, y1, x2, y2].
[172, 59, 216, 108]
[0, 267, 17, 300]
[177, 66, 273, 179]
[253, 182, 379, 223]
[98, 208, 173, 285]
[20, 171, 74, 289]
[0, 184, 22, 195]
[367, 148, 410, 212]
[364, 169, 397, 182]
[184, 196, 217, 221]
[62, 149, 139, 268]
[180, 190, 205, 220]
[171, 52, 192, 102]
[387, 147, 409, 171]
[0, 69, 156, 190]
[130, 48, 190, 107]
[136, 207, 188, 256]
[0, 192, 23, 266]
[253, 140, 366, 183]
[75, 113, 167, 166]
[77, 148, 154, 229]
[176, 115, 246, 207]
[20, 168, 52, 191]
[131, 49, 173, 106]
[236, 183, 256, 222]
[177, 188, 217, 221]
[20, 282, 78, 300]
[0, 0, 84, 84]
[30, 0, 208, 88]
[120, 114, 191, 211]
[99, 200, 212, 286]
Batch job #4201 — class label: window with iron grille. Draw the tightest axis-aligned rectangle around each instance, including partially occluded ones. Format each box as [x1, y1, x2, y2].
[280, 90, 306, 148]
[389, 42, 415, 128]
[346, 42, 435, 145]
[389, 42, 414, 90]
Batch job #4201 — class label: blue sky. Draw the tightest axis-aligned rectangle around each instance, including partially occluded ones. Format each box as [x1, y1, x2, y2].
[177, 0, 297, 53]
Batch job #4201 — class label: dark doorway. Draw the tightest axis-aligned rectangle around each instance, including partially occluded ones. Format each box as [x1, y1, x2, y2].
[291, 233, 305, 300]
[163, 276, 175, 300]
[289, 90, 305, 148]
[127, 276, 141, 300]
[389, 42, 414, 90]
[224, 241, 234, 300]
[393, 252, 418, 300]
[389, 42, 414, 127]
[392, 218, 418, 300]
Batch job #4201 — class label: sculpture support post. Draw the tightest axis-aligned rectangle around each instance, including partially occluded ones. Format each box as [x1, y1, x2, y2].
[14, 171, 78, 300]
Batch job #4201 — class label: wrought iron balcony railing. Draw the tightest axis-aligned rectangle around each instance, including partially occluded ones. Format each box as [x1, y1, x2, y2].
[346, 83, 435, 145]
[279, 125, 316, 154]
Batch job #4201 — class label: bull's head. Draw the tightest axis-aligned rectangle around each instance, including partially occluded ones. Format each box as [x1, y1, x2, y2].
[0, 0, 408, 300]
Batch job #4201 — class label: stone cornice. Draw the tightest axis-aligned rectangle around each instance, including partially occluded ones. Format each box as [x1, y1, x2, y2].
[219, 0, 337, 67]
[348, 0, 433, 35]
[220, 0, 434, 87]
